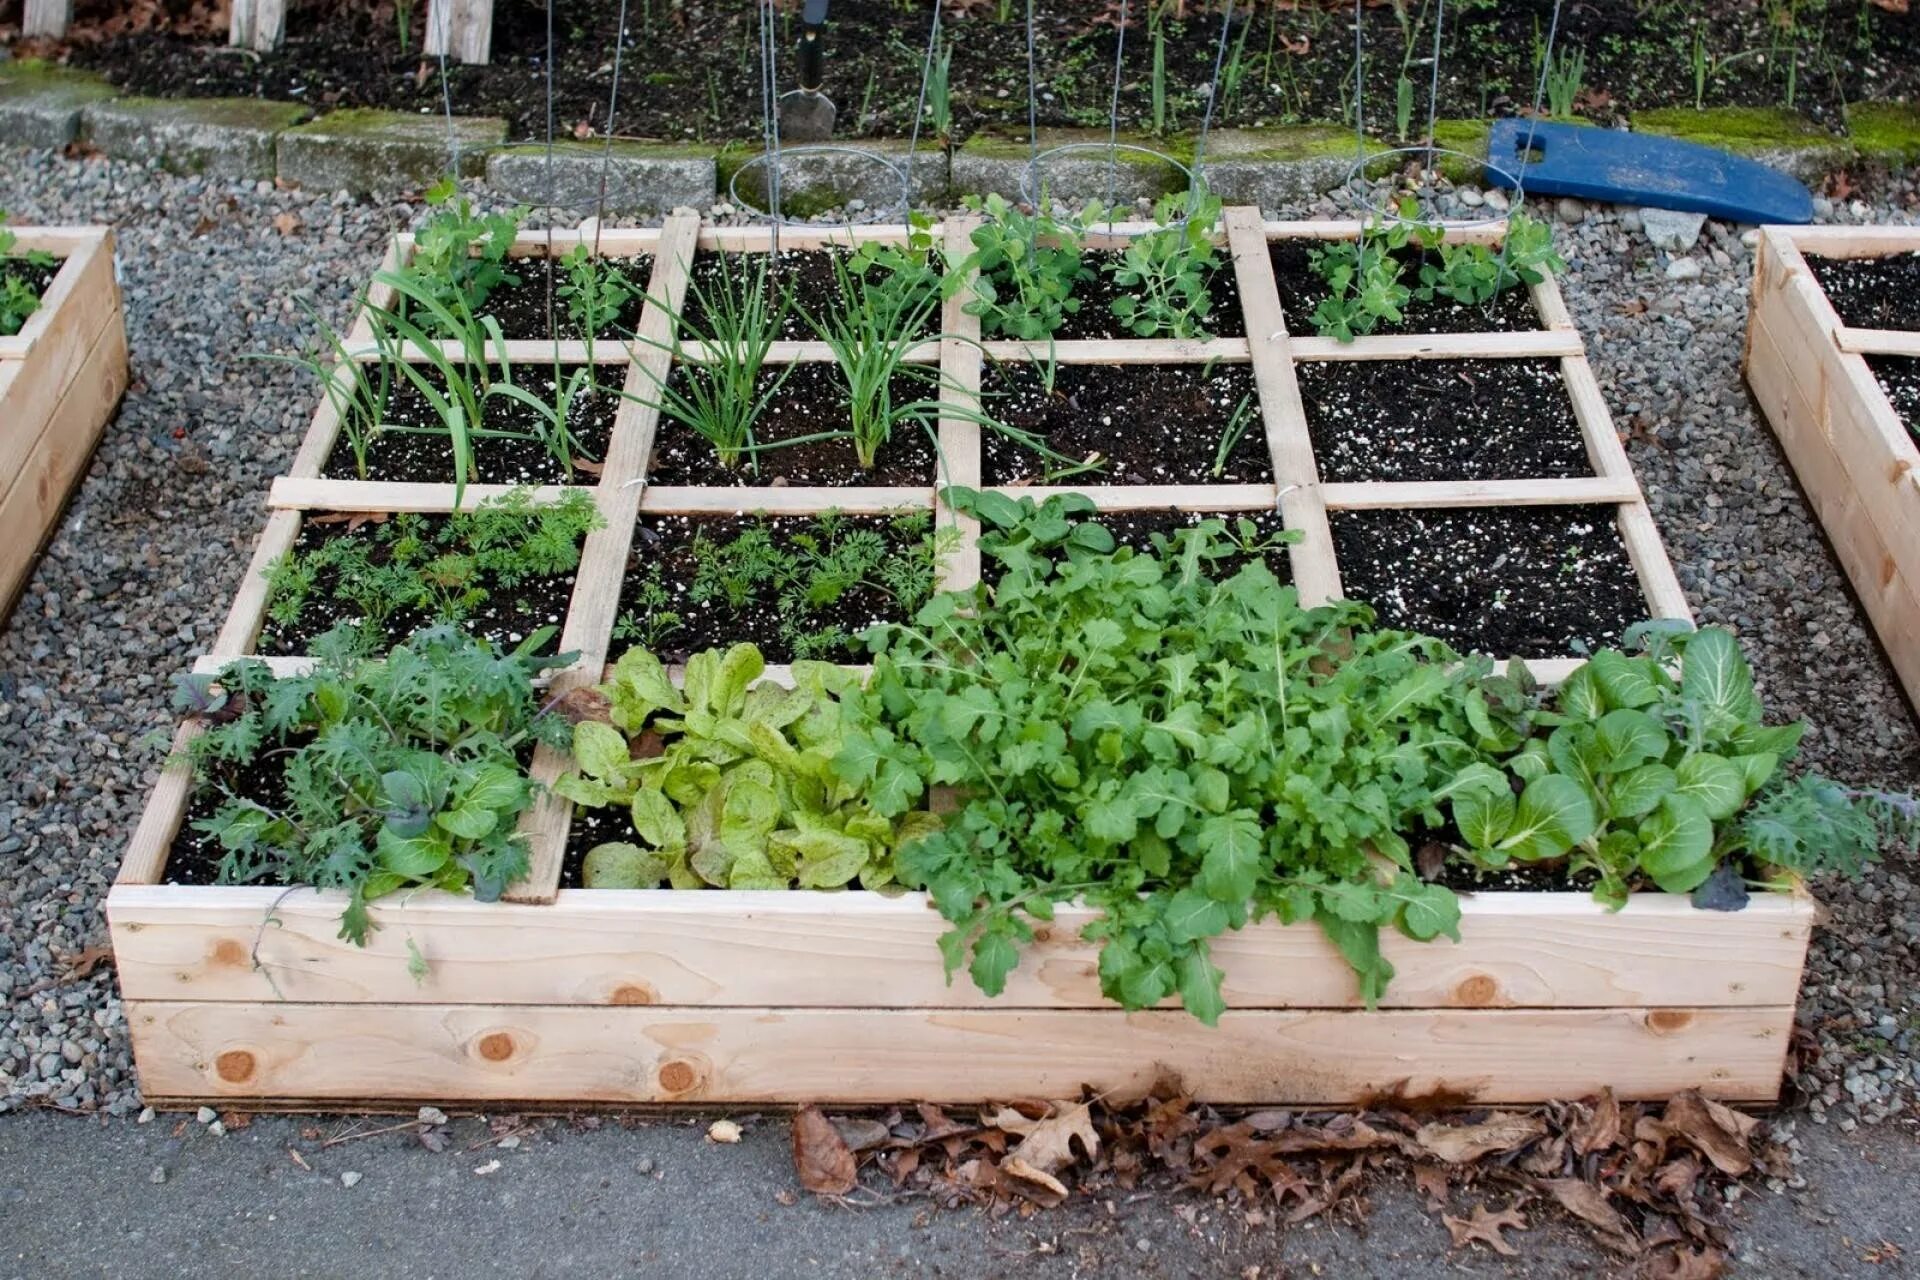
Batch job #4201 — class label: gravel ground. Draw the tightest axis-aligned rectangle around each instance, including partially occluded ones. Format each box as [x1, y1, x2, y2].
[1, 150, 1918, 1181]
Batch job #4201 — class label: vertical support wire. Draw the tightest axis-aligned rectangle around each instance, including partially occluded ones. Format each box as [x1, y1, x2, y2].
[1024, 0, 1040, 209]
[1189, 0, 1237, 211]
[437, 46, 462, 182]
[1421, 0, 1446, 176]
[1483, 0, 1564, 317]
[758, 0, 785, 257]
[542, 0, 557, 339]
[590, 0, 633, 259]
[1350, 0, 1365, 170]
[1103, 0, 1130, 225]
[903, 0, 944, 211]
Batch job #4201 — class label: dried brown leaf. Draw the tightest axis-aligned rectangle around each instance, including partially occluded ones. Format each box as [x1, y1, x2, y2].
[1573, 1089, 1623, 1155]
[1412, 1162, 1452, 1210]
[272, 211, 301, 236]
[1654, 1154, 1701, 1200]
[1443, 1202, 1528, 1256]
[1001, 1154, 1068, 1199]
[991, 1100, 1099, 1175]
[1415, 1113, 1546, 1164]
[549, 687, 611, 726]
[1656, 1092, 1755, 1176]
[1541, 1178, 1641, 1255]
[1520, 1134, 1568, 1176]
[830, 1116, 893, 1153]
[792, 1106, 857, 1196]
[1641, 1245, 1729, 1279]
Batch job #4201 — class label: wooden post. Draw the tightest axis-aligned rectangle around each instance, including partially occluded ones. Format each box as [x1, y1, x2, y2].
[228, 0, 287, 51]
[425, 0, 494, 64]
[21, 0, 72, 38]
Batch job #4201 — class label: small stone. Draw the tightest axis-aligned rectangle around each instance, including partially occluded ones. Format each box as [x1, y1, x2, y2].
[707, 1119, 743, 1144]
[207, 1120, 226, 1137]
[1484, 188, 1510, 211]
[136, 1107, 154, 1125]
[1665, 257, 1704, 282]
[1457, 186, 1484, 208]
[341, 1171, 363, 1189]
[497, 1135, 521, 1150]
[474, 1160, 502, 1175]
[1640, 207, 1708, 252]
[1556, 197, 1586, 223]
[417, 1106, 448, 1126]
[636, 1157, 656, 1175]
[149, 1166, 166, 1184]
[195, 1106, 217, 1124]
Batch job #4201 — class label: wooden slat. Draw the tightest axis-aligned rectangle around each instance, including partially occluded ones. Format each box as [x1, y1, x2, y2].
[339, 339, 629, 366]
[1322, 477, 1641, 510]
[1835, 327, 1920, 357]
[1002, 484, 1277, 511]
[1774, 225, 1920, 257]
[0, 238, 119, 464]
[207, 508, 302, 659]
[978, 338, 1250, 365]
[676, 340, 939, 366]
[0, 230, 108, 356]
[123, 1001, 1795, 1105]
[228, 0, 285, 51]
[266, 479, 581, 512]
[936, 216, 985, 591]
[1561, 354, 1639, 481]
[1529, 272, 1577, 332]
[424, 0, 492, 62]
[638, 487, 933, 516]
[115, 725, 202, 887]
[106, 883, 1812, 1010]
[697, 225, 938, 252]
[1291, 330, 1581, 361]
[21, 0, 71, 38]
[341, 236, 404, 351]
[1226, 207, 1341, 603]
[192, 654, 312, 678]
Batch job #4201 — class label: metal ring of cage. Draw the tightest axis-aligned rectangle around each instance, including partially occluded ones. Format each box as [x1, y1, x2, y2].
[1336, 145, 1531, 231]
[726, 145, 915, 226]
[1016, 142, 1196, 222]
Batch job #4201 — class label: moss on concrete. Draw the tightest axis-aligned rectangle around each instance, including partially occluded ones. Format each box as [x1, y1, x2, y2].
[0, 59, 114, 92]
[960, 127, 1193, 167]
[1850, 103, 1920, 165]
[1631, 106, 1837, 153]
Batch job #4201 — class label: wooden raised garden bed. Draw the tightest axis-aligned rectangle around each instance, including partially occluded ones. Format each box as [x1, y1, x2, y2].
[0, 226, 127, 623]
[1747, 225, 1920, 715]
[107, 211, 1814, 1110]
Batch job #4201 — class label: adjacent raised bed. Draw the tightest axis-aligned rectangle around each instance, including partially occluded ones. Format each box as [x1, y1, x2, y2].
[108, 212, 1808, 1111]
[1746, 226, 1920, 716]
[0, 226, 127, 623]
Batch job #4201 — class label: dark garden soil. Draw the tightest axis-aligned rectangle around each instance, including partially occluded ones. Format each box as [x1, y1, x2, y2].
[561, 803, 622, 888]
[2, 258, 59, 314]
[644, 362, 938, 488]
[1047, 250, 1246, 342]
[983, 507, 1293, 585]
[164, 751, 298, 886]
[1269, 241, 1540, 337]
[254, 513, 580, 656]
[980, 360, 1268, 485]
[1871, 356, 1920, 437]
[617, 511, 934, 664]
[1812, 253, 1920, 332]
[1329, 504, 1643, 658]
[1298, 357, 1590, 483]
[320, 365, 616, 484]
[46, 1, 1904, 145]
[479, 254, 652, 340]
[676, 248, 936, 343]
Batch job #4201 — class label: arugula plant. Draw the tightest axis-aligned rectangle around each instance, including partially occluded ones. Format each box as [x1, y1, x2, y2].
[177, 624, 572, 943]
[835, 488, 1528, 1021]
[947, 193, 1104, 340]
[400, 180, 525, 328]
[556, 643, 943, 890]
[1106, 186, 1225, 340]
[263, 489, 602, 650]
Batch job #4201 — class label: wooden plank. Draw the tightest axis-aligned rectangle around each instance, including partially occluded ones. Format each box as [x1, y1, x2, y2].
[1003, 484, 1277, 511]
[1227, 208, 1341, 603]
[107, 882, 1813, 1010]
[115, 725, 201, 887]
[122, 1001, 1795, 1105]
[1561, 354, 1639, 481]
[266, 479, 581, 513]
[1775, 225, 1920, 258]
[341, 236, 403, 351]
[674, 339, 939, 366]
[339, 339, 629, 366]
[0, 310, 126, 622]
[697, 225, 936, 252]
[1291, 330, 1581, 361]
[0, 237, 119, 482]
[1322, 477, 1642, 510]
[207, 509, 302, 659]
[1618, 503, 1694, 623]
[1835, 327, 1920, 358]
[21, 0, 71, 37]
[936, 216, 985, 591]
[192, 654, 312, 678]
[979, 338, 1250, 366]
[0, 230, 108, 355]
[1529, 271, 1577, 332]
[228, 0, 286, 51]
[424, 0, 492, 62]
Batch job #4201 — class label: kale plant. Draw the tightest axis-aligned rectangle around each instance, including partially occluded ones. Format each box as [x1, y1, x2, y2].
[178, 624, 573, 942]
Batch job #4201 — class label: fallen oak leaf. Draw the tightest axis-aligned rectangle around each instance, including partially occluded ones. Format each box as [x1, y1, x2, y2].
[1652, 1091, 1755, 1177]
[791, 1106, 856, 1195]
[1001, 1154, 1069, 1199]
[1412, 1162, 1452, 1211]
[989, 1099, 1100, 1175]
[1572, 1088, 1622, 1155]
[272, 211, 301, 236]
[1642, 1244, 1730, 1279]
[1414, 1113, 1546, 1163]
[1442, 1201, 1528, 1256]
[1539, 1177, 1641, 1255]
[829, 1116, 894, 1153]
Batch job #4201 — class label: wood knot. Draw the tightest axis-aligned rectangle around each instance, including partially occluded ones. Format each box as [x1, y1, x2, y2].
[1646, 1010, 1694, 1034]
[1452, 974, 1500, 1007]
[657, 1059, 703, 1095]
[214, 1049, 256, 1083]
[609, 983, 656, 1006]
[1032, 927, 1053, 944]
[210, 938, 248, 968]
[476, 1031, 517, 1062]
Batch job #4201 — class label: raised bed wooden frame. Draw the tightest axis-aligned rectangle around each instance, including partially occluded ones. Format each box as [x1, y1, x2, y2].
[1746, 226, 1920, 715]
[108, 211, 1812, 1111]
[0, 227, 127, 626]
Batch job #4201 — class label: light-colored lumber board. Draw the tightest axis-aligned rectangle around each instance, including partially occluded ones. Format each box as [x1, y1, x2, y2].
[339, 339, 630, 366]
[115, 725, 202, 887]
[607, 211, 702, 491]
[0, 309, 126, 622]
[1227, 207, 1341, 603]
[1290, 330, 1580, 361]
[1835, 327, 1920, 357]
[674, 339, 939, 366]
[936, 216, 985, 591]
[424, 0, 492, 62]
[21, 0, 71, 38]
[1529, 272, 1577, 332]
[266, 479, 581, 513]
[639, 487, 933, 516]
[1773, 225, 1920, 257]
[122, 1001, 1794, 1105]
[696, 225, 937, 252]
[978, 338, 1249, 366]
[0, 237, 117, 439]
[107, 883, 1812, 1010]
[1521, 657, 1586, 686]
[1002, 484, 1277, 511]
[227, 0, 285, 51]
[207, 509, 302, 659]
[1264, 219, 1509, 246]
[1321, 477, 1642, 510]
[1561, 353, 1639, 481]
[1617, 503, 1694, 623]
[192, 654, 313, 678]
[0, 229, 110, 356]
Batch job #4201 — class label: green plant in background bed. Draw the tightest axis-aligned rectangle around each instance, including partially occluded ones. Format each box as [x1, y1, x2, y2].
[837, 488, 1527, 1019]
[263, 489, 602, 648]
[846, 211, 944, 319]
[948, 193, 1103, 340]
[555, 644, 943, 890]
[176, 625, 572, 942]
[629, 253, 794, 472]
[1107, 186, 1225, 340]
[399, 180, 525, 329]
[0, 209, 56, 338]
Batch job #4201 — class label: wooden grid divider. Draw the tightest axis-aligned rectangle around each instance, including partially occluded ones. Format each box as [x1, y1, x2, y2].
[937, 216, 986, 591]
[1223, 206, 1342, 604]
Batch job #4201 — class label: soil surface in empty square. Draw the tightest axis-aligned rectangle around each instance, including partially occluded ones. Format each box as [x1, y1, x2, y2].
[255, 513, 581, 656]
[980, 360, 1270, 485]
[675, 247, 938, 342]
[1870, 356, 1920, 435]
[319, 366, 617, 485]
[644, 362, 938, 487]
[1808, 251, 1920, 330]
[1299, 357, 1591, 482]
[1330, 504, 1643, 657]
[1269, 241, 1540, 336]
[982, 507, 1293, 584]
[477, 254, 653, 339]
[619, 511, 937, 664]
[1045, 248, 1248, 341]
